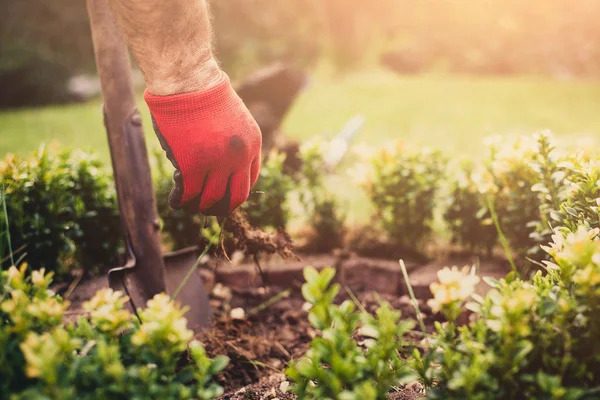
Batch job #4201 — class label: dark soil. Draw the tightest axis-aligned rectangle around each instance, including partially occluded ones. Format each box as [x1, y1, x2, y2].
[221, 374, 296, 400]
[220, 373, 424, 400]
[199, 286, 312, 391]
[198, 283, 438, 398]
[63, 251, 509, 399]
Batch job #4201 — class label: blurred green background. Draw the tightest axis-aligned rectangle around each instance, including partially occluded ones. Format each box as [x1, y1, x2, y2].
[2, 0, 600, 220]
[3, 0, 600, 143]
[2, 70, 600, 160]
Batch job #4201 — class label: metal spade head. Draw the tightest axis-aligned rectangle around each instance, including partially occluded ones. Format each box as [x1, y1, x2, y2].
[108, 245, 212, 333]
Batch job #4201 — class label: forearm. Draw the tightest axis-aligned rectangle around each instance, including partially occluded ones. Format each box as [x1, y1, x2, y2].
[108, 0, 221, 95]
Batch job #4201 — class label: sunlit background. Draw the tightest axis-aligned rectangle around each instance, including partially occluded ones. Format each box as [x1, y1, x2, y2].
[2, 0, 600, 223]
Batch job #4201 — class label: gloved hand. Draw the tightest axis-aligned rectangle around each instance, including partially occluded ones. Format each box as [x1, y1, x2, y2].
[145, 71, 261, 215]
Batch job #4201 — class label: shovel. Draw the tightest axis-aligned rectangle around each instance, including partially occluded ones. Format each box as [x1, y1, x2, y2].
[87, 0, 211, 331]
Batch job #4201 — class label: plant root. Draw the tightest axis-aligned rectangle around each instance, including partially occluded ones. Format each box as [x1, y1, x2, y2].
[223, 211, 298, 260]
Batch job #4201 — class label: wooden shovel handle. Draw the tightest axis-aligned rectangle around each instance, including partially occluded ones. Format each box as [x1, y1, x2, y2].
[87, 0, 167, 300]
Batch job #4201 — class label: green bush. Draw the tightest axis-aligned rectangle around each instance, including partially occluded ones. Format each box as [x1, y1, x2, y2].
[1, 146, 122, 277]
[241, 151, 295, 230]
[446, 133, 573, 269]
[482, 137, 542, 262]
[286, 267, 414, 399]
[365, 144, 446, 253]
[1, 144, 315, 277]
[69, 152, 123, 272]
[549, 154, 600, 235]
[444, 160, 497, 256]
[524, 133, 571, 262]
[153, 150, 204, 250]
[444, 142, 542, 261]
[417, 227, 600, 399]
[295, 141, 346, 252]
[304, 194, 346, 252]
[0, 264, 227, 399]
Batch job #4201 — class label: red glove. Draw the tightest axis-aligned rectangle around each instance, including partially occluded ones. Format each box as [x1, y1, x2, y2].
[145, 72, 261, 215]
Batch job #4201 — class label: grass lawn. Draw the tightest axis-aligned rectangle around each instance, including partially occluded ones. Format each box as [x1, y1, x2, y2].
[2, 70, 600, 223]
[284, 70, 600, 154]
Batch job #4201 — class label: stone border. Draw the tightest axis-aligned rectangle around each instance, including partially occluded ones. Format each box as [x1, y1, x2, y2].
[209, 253, 510, 301]
[211, 254, 422, 297]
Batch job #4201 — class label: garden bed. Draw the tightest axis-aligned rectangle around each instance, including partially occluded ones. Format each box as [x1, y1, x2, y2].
[10, 132, 597, 398]
[63, 252, 510, 398]
[204, 283, 432, 399]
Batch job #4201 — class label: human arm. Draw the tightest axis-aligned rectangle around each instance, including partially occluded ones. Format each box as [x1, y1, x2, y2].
[108, 0, 261, 215]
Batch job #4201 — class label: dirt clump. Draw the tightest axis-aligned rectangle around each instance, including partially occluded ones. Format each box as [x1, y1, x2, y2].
[222, 211, 297, 260]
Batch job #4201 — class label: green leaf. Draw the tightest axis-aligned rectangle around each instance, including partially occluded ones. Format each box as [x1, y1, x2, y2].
[513, 341, 533, 366]
[531, 183, 548, 193]
[303, 266, 320, 284]
[482, 276, 499, 288]
[208, 356, 229, 375]
[339, 391, 358, 400]
[301, 283, 319, 304]
[550, 211, 565, 222]
[319, 267, 336, 288]
[339, 300, 356, 316]
[295, 358, 315, 379]
[308, 304, 329, 329]
[564, 206, 578, 218]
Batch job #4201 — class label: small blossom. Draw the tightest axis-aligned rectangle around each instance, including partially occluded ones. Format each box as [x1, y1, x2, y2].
[5, 265, 27, 290]
[545, 226, 600, 282]
[19, 328, 79, 383]
[573, 265, 600, 292]
[20, 332, 46, 378]
[131, 293, 193, 352]
[31, 269, 46, 287]
[504, 288, 536, 311]
[428, 266, 480, 314]
[83, 289, 131, 333]
[471, 169, 498, 194]
[83, 288, 128, 311]
[26, 297, 66, 321]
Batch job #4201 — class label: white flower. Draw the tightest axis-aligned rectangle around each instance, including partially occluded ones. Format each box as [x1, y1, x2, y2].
[31, 269, 46, 287]
[427, 266, 480, 313]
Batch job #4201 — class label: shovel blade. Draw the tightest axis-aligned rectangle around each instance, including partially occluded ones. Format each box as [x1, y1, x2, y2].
[163, 246, 212, 332]
[108, 246, 212, 333]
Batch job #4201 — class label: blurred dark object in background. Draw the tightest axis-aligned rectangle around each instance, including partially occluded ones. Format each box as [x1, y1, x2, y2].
[237, 63, 307, 128]
[237, 63, 307, 154]
[0, 0, 94, 108]
[0, 44, 74, 108]
[380, 50, 428, 75]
